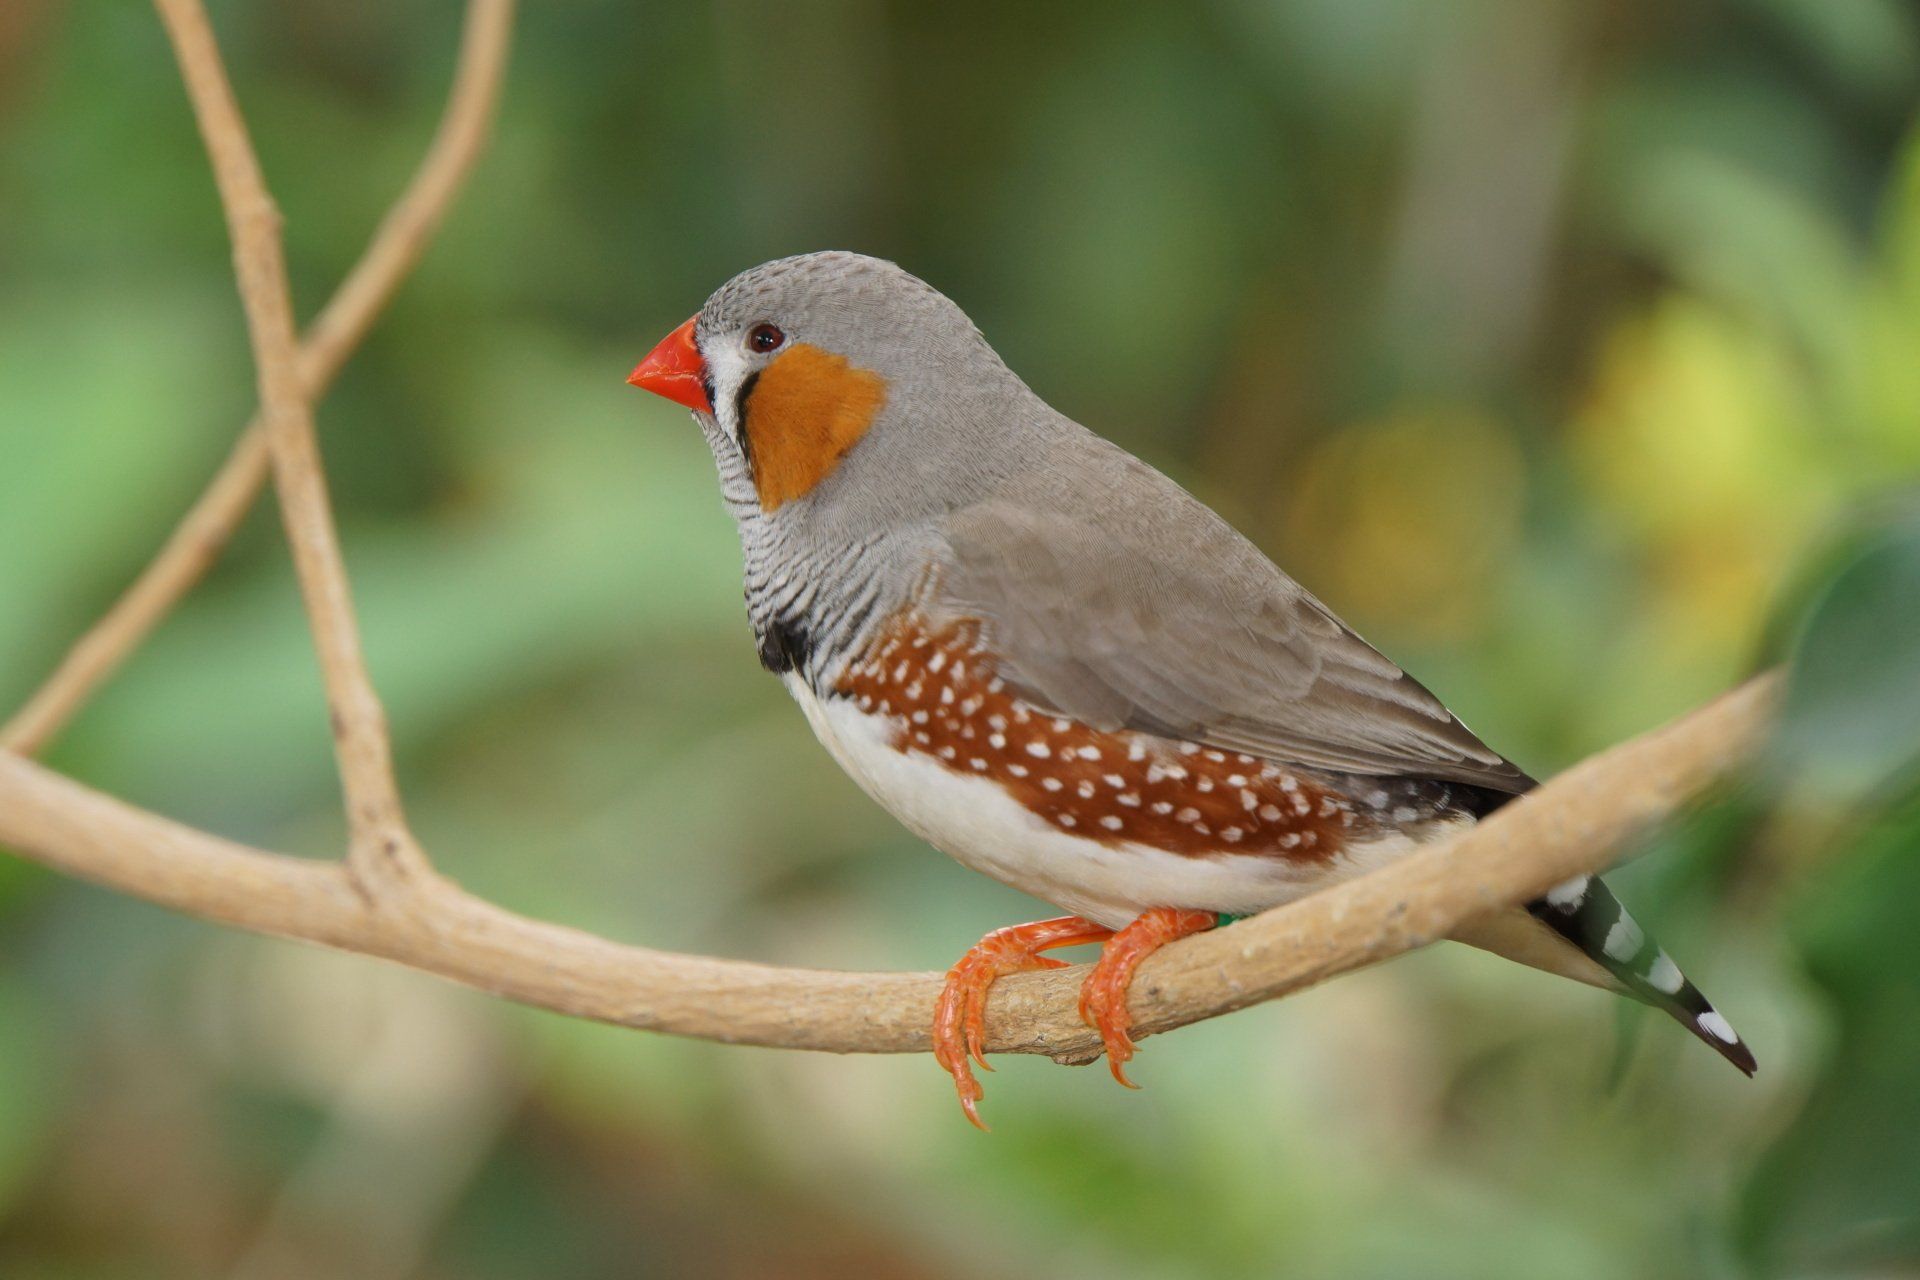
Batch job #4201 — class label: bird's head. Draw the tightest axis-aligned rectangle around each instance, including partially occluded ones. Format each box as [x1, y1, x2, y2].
[629, 251, 1030, 519]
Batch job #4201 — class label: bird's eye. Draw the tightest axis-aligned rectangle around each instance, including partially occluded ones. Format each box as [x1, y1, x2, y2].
[747, 323, 785, 354]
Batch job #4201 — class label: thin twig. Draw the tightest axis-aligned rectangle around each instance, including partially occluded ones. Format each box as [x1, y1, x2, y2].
[151, 0, 419, 881]
[0, 0, 514, 759]
[0, 675, 1780, 1059]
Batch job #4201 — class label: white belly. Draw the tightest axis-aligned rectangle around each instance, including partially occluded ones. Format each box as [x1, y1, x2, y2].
[785, 676, 1434, 929]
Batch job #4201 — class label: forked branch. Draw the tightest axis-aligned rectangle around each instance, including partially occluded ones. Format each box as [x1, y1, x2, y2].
[0, 0, 513, 759]
[152, 0, 422, 877]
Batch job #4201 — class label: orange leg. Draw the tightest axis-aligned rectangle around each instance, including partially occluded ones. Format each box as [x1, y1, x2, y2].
[934, 916, 1114, 1130]
[1078, 907, 1217, 1088]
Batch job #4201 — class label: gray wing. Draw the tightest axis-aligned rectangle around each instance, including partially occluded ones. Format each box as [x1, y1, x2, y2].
[935, 447, 1530, 793]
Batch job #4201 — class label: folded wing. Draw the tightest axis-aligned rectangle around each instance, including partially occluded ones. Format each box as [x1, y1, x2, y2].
[936, 444, 1530, 793]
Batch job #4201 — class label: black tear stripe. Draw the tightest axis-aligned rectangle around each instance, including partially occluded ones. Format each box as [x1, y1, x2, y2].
[733, 369, 761, 483]
[1529, 872, 1757, 1076]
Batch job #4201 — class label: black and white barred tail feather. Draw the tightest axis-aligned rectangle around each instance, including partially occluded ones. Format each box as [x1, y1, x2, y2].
[1528, 872, 1756, 1076]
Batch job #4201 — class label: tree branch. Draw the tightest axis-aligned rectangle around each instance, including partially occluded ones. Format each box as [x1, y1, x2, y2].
[0, 0, 514, 759]
[0, 675, 1778, 1060]
[151, 0, 424, 880]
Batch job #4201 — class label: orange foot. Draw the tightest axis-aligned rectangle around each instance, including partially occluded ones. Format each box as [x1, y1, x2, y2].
[1078, 907, 1218, 1088]
[934, 916, 1113, 1129]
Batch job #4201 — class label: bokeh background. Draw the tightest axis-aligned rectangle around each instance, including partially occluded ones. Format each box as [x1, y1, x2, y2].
[4, 1, 1920, 1276]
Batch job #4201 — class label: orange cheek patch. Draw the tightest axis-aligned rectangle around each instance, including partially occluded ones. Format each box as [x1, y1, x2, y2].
[742, 343, 888, 510]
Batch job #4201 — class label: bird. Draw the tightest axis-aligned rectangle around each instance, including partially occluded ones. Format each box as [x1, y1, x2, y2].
[626, 250, 1755, 1127]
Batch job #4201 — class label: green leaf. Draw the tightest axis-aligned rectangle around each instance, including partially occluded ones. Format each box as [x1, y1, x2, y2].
[1774, 516, 1920, 802]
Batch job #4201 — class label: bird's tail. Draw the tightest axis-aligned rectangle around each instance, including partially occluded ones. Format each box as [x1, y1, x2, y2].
[1454, 873, 1756, 1076]
[1534, 874, 1755, 1075]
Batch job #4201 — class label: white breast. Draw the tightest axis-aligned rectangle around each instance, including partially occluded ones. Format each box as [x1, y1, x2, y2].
[784, 676, 1430, 929]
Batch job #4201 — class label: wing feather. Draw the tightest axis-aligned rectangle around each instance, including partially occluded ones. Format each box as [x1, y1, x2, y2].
[934, 451, 1529, 793]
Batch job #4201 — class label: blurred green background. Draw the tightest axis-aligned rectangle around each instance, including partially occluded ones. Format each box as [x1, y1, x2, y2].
[3, 1, 1920, 1276]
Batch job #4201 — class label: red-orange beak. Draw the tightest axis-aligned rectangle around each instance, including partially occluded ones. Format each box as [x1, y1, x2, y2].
[627, 315, 712, 413]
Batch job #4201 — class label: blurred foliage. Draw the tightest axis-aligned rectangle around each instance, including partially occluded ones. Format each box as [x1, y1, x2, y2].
[2, 0, 1918, 1276]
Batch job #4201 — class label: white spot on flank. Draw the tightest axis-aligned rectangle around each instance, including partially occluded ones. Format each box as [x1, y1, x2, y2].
[1127, 742, 1146, 762]
[927, 650, 946, 672]
[1099, 815, 1124, 831]
[1052, 718, 1071, 732]
[1240, 789, 1259, 811]
[1150, 801, 1173, 815]
[989, 733, 1007, 749]
[1259, 804, 1282, 822]
[1041, 777, 1063, 792]
[1222, 827, 1243, 842]
[1077, 781, 1096, 798]
[1117, 792, 1141, 807]
[1026, 741, 1051, 758]
[1057, 813, 1076, 828]
[1077, 745, 1101, 761]
[1104, 774, 1126, 788]
[1697, 1011, 1738, 1043]
[1227, 774, 1248, 788]
[970, 758, 987, 771]
[1007, 763, 1029, 778]
[987, 714, 1008, 731]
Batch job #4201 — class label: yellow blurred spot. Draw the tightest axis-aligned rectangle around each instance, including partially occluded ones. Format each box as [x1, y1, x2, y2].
[1282, 408, 1527, 641]
[1573, 298, 1840, 664]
